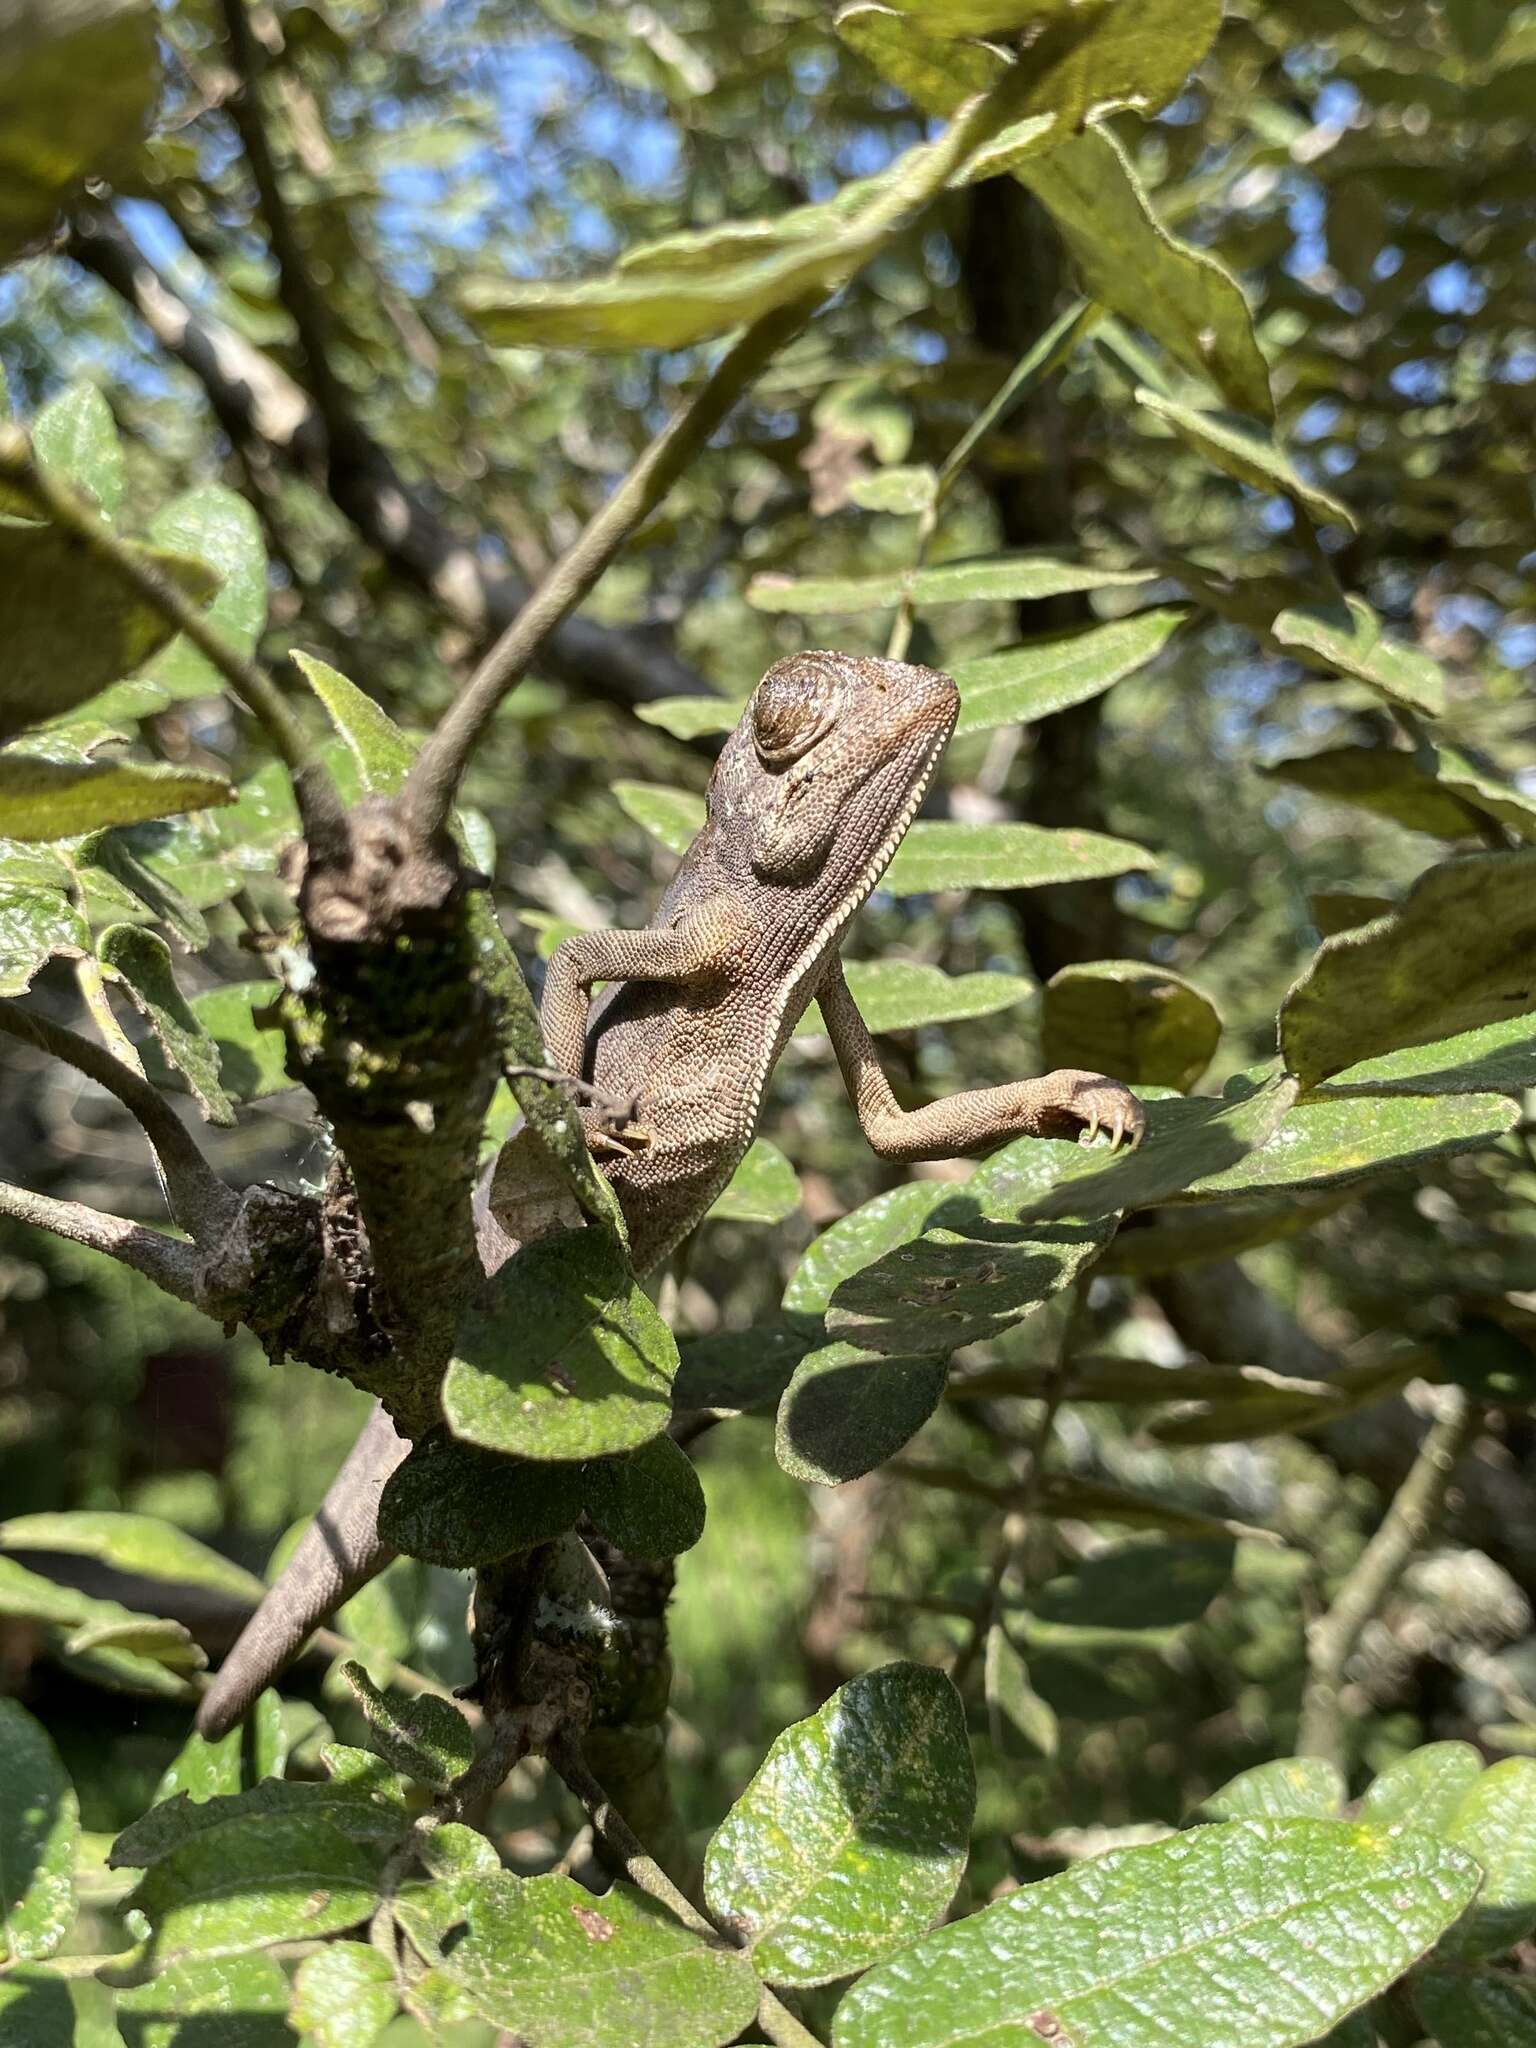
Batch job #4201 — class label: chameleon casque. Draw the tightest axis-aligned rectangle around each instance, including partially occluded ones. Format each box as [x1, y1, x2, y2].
[198, 649, 1146, 1738]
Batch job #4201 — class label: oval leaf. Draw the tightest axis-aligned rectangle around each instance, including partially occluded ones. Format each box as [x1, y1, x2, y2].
[1042, 959, 1221, 1092]
[0, 1700, 78, 1964]
[705, 1662, 974, 1987]
[953, 608, 1187, 735]
[583, 1435, 706, 1558]
[377, 1429, 585, 1568]
[776, 1344, 949, 1485]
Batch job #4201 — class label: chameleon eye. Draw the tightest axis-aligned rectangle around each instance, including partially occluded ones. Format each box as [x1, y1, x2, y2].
[751, 656, 840, 767]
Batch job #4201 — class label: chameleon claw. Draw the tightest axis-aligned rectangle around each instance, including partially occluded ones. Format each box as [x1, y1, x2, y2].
[1078, 1112, 1101, 1148]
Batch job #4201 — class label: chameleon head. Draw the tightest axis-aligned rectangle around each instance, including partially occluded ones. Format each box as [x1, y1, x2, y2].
[716, 650, 958, 885]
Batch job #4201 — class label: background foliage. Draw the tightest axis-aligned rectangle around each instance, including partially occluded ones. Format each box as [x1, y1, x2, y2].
[1, 0, 1535, 2043]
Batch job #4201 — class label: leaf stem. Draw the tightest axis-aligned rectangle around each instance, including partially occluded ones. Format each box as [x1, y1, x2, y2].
[403, 295, 815, 840]
[1296, 1385, 1478, 1770]
[0, 997, 238, 1242]
[0, 424, 322, 797]
[549, 1735, 827, 2048]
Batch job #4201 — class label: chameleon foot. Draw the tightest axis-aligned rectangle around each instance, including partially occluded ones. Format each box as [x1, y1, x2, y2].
[1034, 1070, 1148, 1151]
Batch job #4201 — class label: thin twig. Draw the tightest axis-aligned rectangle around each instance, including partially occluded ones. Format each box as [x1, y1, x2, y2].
[950, 1281, 1086, 1691]
[0, 425, 319, 790]
[1296, 1385, 1478, 1770]
[403, 295, 815, 839]
[549, 1736, 826, 2048]
[0, 1182, 205, 1302]
[0, 998, 238, 1242]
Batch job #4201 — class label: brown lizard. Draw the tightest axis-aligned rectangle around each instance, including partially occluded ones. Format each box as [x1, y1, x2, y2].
[197, 650, 1145, 1737]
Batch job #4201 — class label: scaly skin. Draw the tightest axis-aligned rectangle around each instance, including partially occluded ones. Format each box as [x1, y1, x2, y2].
[197, 652, 1144, 1737]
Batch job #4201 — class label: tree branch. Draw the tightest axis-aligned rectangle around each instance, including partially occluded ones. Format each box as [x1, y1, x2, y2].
[1297, 1384, 1478, 1770]
[0, 422, 320, 795]
[65, 209, 715, 715]
[0, 999, 239, 1243]
[404, 294, 817, 838]
[0, 1182, 205, 1302]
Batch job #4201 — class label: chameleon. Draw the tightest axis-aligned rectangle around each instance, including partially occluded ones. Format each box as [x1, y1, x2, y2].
[197, 649, 1145, 1737]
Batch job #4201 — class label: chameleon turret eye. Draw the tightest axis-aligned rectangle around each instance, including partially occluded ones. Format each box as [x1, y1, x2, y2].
[751, 655, 840, 766]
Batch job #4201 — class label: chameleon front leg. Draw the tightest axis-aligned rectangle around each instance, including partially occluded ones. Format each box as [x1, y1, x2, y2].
[818, 959, 1147, 1161]
[541, 894, 754, 1081]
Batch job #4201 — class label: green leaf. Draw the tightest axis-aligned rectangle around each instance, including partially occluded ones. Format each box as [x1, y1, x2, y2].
[428, 1869, 761, 2048]
[984, 1625, 1059, 1761]
[0, 1555, 197, 1697]
[0, 883, 88, 995]
[776, 1344, 949, 1485]
[1262, 745, 1491, 840]
[0, 0, 160, 265]
[0, 1970, 74, 2048]
[141, 487, 267, 700]
[1136, 389, 1354, 530]
[1359, 1743, 1485, 1835]
[110, 1759, 409, 1874]
[1416, 1968, 1536, 2047]
[341, 1664, 475, 1792]
[161, 982, 290, 1104]
[130, 1812, 380, 1963]
[1192, 1757, 1346, 1823]
[97, 924, 235, 1124]
[748, 552, 1154, 615]
[705, 1662, 974, 1987]
[1186, 1091, 1518, 1198]
[972, 1073, 1301, 1223]
[633, 696, 739, 741]
[706, 1137, 800, 1224]
[1280, 850, 1536, 1087]
[0, 1699, 78, 1963]
[291, 1942, 398, 2048]
[1273, 597, 1446, 718]
[0, 525, 220, 744]
[155, 1725, 244, 1809]
[833, 1820, 1480, 2048]
[847, 463, 938, 514]
[884, 819, 1154, 893]
[81, 831, 211, 950]
[1439, 1758, 1536, 1960]
[583, 1435, 706, 1557]
[443, 1228, 678, 1462]
[673, 1319, 818, 1415]
[612, 780, 702, 857]
[952, 609, 1186, 735]
[1041, 959, 1221, 1092]
[1032, 1538, 1235, 1634]
[786, 1181, 951, 1317]
[293, 651, 414, 795]
[798, 960, 1032, 1038]
[113, 1952, 296, 2045]
[377, 1430, 585, 1568]
[837, 9, 1270, 417]
[0, 1513, 266, 1603]
[33, 382, 123, 518]
[1311, 891, 1397, 938]
[0, 758, 235, 842]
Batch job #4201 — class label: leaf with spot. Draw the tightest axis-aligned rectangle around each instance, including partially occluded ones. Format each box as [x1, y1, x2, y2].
[704, 1662, 973, 1987]
[706, 1137, 801, 1225]
[1272, 597, 1445, 718]
[1191, 1757, 1345, 1823]
[833, 1820, 1481, 2048]
[776, 1344, 949, 1485]
[1042, 959, 1221, 1092]
[0, 523, 219, 744]
[341, 1664, 475, 1792]
[786, 1181, 952, 1318]
[0, 1699, 78, 1964]
[583, 1435, 706, 1557]
[96, 925, 235, 1124]
[748, 553, 1154, 616]
[952, 609, 1187, 735]
[377, 1429, 586, 1568]
[424, 1869, 761, 2048]
[443, 1227, 678, 1461]
[0, 758, 234, 842]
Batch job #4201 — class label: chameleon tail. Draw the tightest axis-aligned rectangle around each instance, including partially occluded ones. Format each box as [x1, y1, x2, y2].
[196, 1400, 410, 1740]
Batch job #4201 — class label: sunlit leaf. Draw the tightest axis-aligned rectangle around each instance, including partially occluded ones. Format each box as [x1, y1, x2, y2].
[749, 553, 1154, 615]
[32, 382, 123, 519]
[1136, 388, 1354, 530]
[883, 820, 1154, 894]
[97, 924, 235, 1124]
[0, 758, 234, 841]
[1273, 597, 1445, 718]
[0, 1699, 78, 1964]
[952, 609, 1187, 735]
[706, 1137, 800, 1225]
